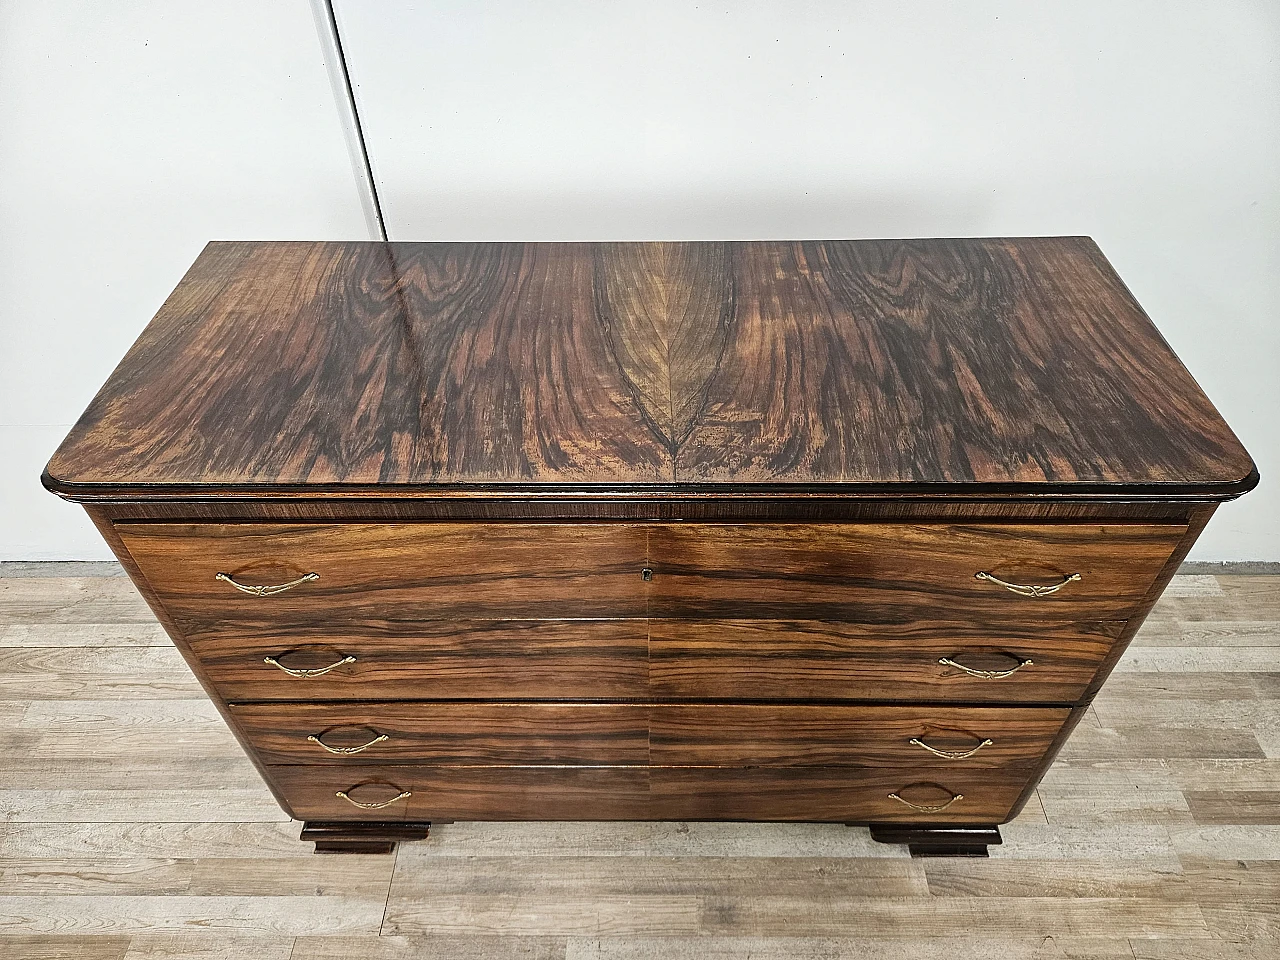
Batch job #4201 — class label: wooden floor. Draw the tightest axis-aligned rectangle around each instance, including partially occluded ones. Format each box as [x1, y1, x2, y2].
[0, 572, 1277, 959]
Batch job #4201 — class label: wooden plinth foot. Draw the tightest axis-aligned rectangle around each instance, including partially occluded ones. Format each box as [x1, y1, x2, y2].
[867, 824, 1002, 857]
[300, 821, 431, 854]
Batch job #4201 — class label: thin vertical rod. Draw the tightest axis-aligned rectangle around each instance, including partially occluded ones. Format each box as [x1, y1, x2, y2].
[319, 0, 388, 241]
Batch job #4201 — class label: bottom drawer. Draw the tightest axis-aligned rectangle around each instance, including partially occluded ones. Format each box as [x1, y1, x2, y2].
[266, 764, 1030, 825]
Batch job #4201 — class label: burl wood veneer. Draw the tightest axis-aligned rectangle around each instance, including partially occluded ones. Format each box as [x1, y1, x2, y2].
[44, 239, 1256, 856]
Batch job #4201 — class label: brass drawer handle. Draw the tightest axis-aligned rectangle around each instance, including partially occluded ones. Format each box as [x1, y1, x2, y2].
[938, 656, 1031, 680]
[308, 732, 389, 755]
[910, 736, 993, 760]
[335, 788, 412, 810]
[975, 570, 1080, 598]
[216, 571, 319, 597]
[888, 791, 963, 813]
[264, 654, 355, 678]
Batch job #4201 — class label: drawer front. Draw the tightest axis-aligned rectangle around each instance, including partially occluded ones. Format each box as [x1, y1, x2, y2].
[650, 768, 1026, 823]
[117, 522, 649, 621]
[186, 620, 648, 701]
[234, 702, 1067, 770]
[188, 617, 1110, 705]
[650, 619, 1123, 703]
[269, 764, 1026, 824]
[649, 704, 1070, 768]
[270, 765, 654, 821]
[121, 521, 1181, 628]
[233, 702, 650, 765]
[648, 523, 1184, 620]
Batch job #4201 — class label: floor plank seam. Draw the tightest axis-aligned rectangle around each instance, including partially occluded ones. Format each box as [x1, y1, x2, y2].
[378, 837, 400, 938]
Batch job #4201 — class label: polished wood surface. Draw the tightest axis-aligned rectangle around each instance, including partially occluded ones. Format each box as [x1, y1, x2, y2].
[649, 768, 1025, 824]
[270, 766, 654, 822]
[300, 820, 430, 856]
[107, 510, 1199, 841]
[647, 705, 1069, 768]
[190, 618, 1122, 705]
[2, 570, 1277, 954]
[115, 519, 1183, 624]
[231, 702, 1067, 769]
[233, 703, 652, 766]
[649, 619, 1124, 702]
[36, 239, 1259, 861]
[648, 522, 1184, 620]
[44, 239, 1256, 499]
[116, 522, 650, 620]
[268, 764, 1025, 825]
[185, 620, 649, 701]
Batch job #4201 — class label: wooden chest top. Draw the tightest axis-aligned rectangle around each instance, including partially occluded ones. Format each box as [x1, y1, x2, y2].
[44, 238, 1255, 500]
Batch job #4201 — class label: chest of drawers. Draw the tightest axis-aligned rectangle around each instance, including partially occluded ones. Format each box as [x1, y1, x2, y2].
[44, 238, 1256, 855]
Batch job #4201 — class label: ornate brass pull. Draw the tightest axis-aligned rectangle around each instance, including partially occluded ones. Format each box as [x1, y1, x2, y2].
[308, 731, 389, 755]
[264, 654, 355, 678]
[215, 571, 319, 597]
[910, 736, 993, 760]
[888, 791, 963, 813]
[939, 656, 1031, 680]
[335, 788, 412, 809]
[974, 570, 1080, 598]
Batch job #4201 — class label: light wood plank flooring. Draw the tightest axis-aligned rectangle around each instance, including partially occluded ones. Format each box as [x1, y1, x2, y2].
[0, 572, 1276, 959]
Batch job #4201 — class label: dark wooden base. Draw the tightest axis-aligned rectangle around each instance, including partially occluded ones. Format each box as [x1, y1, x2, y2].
[867, 823, 1002, 857]
[300, 820, 431, 854]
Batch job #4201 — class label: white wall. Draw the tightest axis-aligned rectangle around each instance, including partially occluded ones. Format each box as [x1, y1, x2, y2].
[333, 0, 1279, 561]
[2, 1, 1276, 560]
[0, 0, 375, 559]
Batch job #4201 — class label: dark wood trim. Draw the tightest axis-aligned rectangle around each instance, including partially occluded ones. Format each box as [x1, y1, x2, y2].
[300, 820, 430, 854]
[83, 497, 1202, 525]
[43, 469, 1259, 505]
[868, 823, 1002, 857]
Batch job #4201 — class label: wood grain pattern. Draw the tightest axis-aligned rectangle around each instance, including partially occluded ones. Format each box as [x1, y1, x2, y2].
[2, 571, 1275, 954]
[648, 767, 1028, 824]
[648, 522, 1184, 620]
[269, 766, 653, 822]
[232, 703, 651, 766]
[186, 617, 1121, 705]
[594, 242, 734, 455]
[267, 764, 1026, 825]
[183, 620, 648, 702]
[32, 237, 1261, 876]
[649, 619, 1124, 702]
[116, 522, 649, 621]
[109, 514, 1191, 834]
[44, 239, 1255, 499]
[674, 240, 1255, 491]
[229, 703, 1067, 769]
[116, 519, 1183, 624]
[647, 704, 1069, 768]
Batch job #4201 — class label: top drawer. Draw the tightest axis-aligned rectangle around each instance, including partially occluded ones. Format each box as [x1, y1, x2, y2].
[118, 521, 1185, 626]
[647, 523, 1185, 621]
[117, 523, 649, 621]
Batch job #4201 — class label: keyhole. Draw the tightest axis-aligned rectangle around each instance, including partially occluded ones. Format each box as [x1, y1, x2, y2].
[641, 567, 653, 581]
